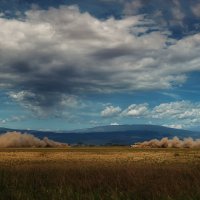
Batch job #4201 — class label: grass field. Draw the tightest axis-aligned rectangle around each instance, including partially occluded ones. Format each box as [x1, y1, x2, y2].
[0, 147, 200, 200]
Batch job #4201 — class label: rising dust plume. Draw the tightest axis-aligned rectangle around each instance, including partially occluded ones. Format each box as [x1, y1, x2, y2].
[132, 137, 200, 148]
[0, 132, 68, 148]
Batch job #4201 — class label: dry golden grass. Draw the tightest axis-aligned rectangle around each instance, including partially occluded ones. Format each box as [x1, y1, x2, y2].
[0, 147, 199, 165]
[0, 147, 200, 200]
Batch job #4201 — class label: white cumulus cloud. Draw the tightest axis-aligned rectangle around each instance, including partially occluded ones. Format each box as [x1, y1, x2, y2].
[122, 103, 149, 117]
[101, 106, 122, 117]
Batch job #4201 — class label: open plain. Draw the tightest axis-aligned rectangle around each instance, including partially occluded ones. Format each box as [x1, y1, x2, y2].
[0, 147, 200, 200]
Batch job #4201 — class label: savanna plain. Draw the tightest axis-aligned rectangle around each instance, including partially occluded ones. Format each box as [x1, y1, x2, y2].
[0, 147, 200, 200]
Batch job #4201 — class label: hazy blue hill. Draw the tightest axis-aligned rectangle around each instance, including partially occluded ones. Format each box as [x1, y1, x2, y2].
[0, 125, 199, 145]
[71, 124, 195, 135]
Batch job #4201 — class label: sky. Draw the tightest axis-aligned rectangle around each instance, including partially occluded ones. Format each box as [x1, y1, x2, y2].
[0, 0, 200, 131]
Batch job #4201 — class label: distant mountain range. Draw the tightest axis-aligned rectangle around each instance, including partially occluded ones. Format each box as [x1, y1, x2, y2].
[0, 125, 200, 145]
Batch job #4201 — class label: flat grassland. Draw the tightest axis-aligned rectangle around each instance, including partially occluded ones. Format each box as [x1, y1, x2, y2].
[0, 147, 200, 200]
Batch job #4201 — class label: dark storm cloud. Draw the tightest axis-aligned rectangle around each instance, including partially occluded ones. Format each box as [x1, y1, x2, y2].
[0, 5, 200, 115]
[92, 46, 134, 59]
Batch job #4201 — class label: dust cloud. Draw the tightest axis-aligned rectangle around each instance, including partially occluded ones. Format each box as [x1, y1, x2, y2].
[132, 137, 200, 148]
[0, 132, 68, 148]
